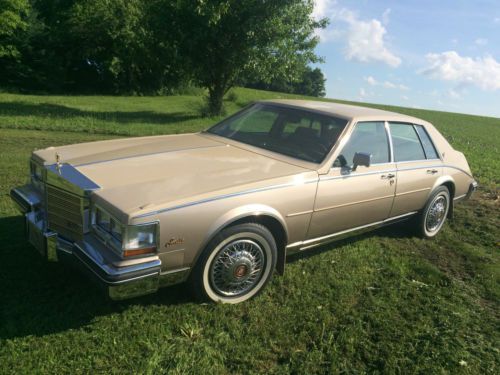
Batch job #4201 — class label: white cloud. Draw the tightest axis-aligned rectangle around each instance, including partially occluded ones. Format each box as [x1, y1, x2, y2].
[494, 17, 500, 24]
[344, 15, 401, 67]
[364, 76, 378, 85]
[421, 51, 500, 91]
[475, 38, 488, 46]
[313, 0, 336, 20]
[402, 95, 409, 100]
[313, 2, 401, 67]
[364, 76, 409, 90]
[358, 87, 374, 100]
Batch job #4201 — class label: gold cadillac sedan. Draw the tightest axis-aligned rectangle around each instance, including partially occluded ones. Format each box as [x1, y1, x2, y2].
[10, 100, 477, 303]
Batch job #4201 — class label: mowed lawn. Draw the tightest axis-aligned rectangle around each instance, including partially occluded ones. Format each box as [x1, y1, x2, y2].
[0, 88, 498, 373]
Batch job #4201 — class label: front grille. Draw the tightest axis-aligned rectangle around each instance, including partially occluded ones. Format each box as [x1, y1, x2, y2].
[46, 184, 87, 241]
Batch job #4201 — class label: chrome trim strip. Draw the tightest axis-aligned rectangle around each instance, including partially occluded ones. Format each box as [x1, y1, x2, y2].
[287, 211, 418, 250]
[74, 242, 161, 278]
[160, 267, 191, 276]
[395, 187, 431, 197]
[10, 185, 42, 212]
[385, 121, 394, 163]
[132, 164, 471, 219]
[46, 163, 100, 196]
[74, 144, 224, 167]
[385, 211, 419, 221]
[286, 210, 314, 217]
[321, 168, 397, 181]
[133, 179, 319, 219]
[453, 194, 467, 201]
[397, 160, 441, 165]
[442, 164, 474, 178]
[74, 255, 158, 285]
[314, 194, 394, 212]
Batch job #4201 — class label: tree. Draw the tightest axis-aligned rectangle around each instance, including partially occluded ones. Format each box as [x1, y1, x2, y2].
[0, 0, 30, 59]
[67, 0, 182, 94]
[243, 65, 326, 97]
[174, 0, 326, 115]
[294, 67, 326, 97]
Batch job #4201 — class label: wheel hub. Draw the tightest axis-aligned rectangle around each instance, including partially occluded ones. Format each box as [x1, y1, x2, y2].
[210, 239, 265, 297]
[233, 264, 249, 278]
[426, 195, 447, 232]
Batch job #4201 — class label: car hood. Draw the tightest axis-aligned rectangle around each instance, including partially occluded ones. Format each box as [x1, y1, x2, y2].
[33, 133, 313, 219]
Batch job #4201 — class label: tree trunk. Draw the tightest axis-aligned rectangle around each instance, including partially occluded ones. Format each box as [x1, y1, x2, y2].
[207, 81, 227, 116]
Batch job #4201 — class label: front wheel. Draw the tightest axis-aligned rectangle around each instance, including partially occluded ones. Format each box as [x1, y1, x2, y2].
[190, 223, 277, 304]
[417, 186, 450, 238]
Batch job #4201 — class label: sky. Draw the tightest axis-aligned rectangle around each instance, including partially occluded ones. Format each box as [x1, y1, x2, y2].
[312, 0, 500, 118]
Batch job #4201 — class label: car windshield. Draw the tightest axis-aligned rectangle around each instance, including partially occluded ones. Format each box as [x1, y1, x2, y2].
[207, 103, 349, 163]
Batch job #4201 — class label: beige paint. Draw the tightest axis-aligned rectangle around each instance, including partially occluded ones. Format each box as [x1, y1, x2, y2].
[30, 100, 475, 276]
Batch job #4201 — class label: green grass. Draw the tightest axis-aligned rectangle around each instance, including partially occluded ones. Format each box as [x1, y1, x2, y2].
[0, 88, 498, 373]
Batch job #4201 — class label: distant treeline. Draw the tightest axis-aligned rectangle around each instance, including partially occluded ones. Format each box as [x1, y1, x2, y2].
[0, 0, 326, 114]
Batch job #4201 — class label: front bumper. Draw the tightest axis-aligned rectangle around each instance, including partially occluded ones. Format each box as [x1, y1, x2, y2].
[10, 184, 164, 300]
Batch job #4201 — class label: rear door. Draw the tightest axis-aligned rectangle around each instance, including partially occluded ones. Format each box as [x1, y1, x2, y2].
[388, 122, 443, 217]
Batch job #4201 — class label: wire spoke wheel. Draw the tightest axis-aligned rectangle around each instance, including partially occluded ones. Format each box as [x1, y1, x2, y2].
[425, 193, 448, 233]
[209, 239, 266, 297]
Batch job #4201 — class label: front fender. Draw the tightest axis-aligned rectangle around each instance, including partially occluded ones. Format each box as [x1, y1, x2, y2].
[204, 204, 289, 247]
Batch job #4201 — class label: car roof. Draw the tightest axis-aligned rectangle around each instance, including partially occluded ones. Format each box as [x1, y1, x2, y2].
[259, 99, 427, 124]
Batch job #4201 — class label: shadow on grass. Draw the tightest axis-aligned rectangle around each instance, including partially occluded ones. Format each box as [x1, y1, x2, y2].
[0, 215, 193, 340]
[0, 214, 415, 340]
[287, 221, 415, 263]
[0, 101, 199, 125]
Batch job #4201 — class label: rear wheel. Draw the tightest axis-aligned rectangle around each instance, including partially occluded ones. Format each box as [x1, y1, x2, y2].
[417, 186, 450, 238]
[191, 223, 277, 304]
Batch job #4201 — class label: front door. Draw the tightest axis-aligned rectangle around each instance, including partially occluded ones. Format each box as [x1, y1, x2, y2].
[308, 121, 397, 240]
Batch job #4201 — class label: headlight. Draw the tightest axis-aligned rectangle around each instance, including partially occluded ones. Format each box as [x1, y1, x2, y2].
[122, 223, 157, 257]
[30, 160, 45, 191]
[95, 207, 111, 232]
[92, 206, 158, 258]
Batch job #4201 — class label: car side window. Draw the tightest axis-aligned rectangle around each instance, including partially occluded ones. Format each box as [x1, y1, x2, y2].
[334, 121, 390, 167]
[414, 125, 439, 159]
[389, 122, 427, 162]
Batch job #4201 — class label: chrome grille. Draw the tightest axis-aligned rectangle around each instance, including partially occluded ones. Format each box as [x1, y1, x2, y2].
[46, 184, 87, 241]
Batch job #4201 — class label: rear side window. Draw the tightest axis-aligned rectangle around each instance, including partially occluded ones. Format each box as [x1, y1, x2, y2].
[414, 125, 439, 159]
[389, 123, 426, 162]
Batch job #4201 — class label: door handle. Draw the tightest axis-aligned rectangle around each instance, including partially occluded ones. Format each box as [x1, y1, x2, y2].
[381, 173, 396, 179]
[427, 169, 438, 174]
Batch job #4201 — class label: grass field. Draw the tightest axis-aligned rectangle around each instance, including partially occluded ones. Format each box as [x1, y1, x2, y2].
[0, 88, 498, 373]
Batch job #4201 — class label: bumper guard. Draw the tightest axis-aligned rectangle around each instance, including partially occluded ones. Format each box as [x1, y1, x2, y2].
[10, 184, 188, 300]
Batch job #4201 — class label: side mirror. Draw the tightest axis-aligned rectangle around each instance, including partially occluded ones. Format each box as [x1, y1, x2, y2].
[352, 152, 371, 171]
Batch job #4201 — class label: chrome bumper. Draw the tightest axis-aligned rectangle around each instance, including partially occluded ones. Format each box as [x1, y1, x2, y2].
[10, 184, 187, 300]
[466, 180, 478, 200]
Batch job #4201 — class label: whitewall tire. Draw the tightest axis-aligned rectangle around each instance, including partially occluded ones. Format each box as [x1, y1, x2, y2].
[191, 223, 277, 304]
